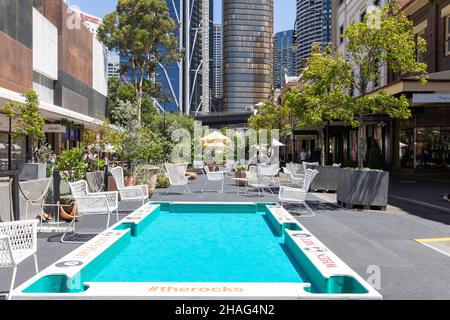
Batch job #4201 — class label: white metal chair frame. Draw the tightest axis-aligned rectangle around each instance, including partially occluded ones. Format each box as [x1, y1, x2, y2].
[165, 163, 190, 194]
[61, 180, 119, 243]
[203, 165, 225, 193]
[0, 219, 39, 299]
[110, 166, 148, 205]
[278, 169, 319, 217]
[193, 160, 206, 174]
[246, 166, 273, 196]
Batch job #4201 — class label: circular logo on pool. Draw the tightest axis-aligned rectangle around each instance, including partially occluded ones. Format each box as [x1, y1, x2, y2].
[304, 247, 328, 253]
[55, 260, 84, 268]
[292, 233, 312, 238]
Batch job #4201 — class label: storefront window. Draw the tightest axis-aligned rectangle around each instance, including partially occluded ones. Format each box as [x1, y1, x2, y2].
[415, 127, 450, 169]
[400, 129, 414, 168]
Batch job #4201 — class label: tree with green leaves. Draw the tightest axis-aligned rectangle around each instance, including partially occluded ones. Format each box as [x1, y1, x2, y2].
[286, 3, 428, 168]
[98, 0, 179, 126]
[248, 100, 292, 133]
[284, 46, 354, 165]
[342, 2, 427, 167]
[4, 89, 45, 161]
[107, 77, 158, 128]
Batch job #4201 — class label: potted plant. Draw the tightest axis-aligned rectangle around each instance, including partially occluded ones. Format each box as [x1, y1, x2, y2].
[156, 174, 170, 189]
[133, 164, 159, 197]
[54, 146, 88, 220]
[234, 165, 247, 186]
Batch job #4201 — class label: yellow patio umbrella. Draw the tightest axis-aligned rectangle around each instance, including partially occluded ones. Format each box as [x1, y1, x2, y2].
[201, 131, 231, 147]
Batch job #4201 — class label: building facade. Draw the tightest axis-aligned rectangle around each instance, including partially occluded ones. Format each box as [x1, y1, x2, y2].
[212, 24, 223, 100]
[326, 0, 450, 173]
[295, 0, 332, 73]
[0, 0, 108, 157]
[143, 0, 214, 114]
[107, 53, 120, 79]
[222, 0, 274, 112]
[273, 30, 297, 89]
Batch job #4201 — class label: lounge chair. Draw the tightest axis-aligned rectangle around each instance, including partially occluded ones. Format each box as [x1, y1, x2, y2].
[278, 169, 319, 217]
[0, 219, 39, 299]
[61, 180, 119, 243]
[203, 165, 225, 193]
[165, 163, 190, 194]
[110, 166, 148, 205]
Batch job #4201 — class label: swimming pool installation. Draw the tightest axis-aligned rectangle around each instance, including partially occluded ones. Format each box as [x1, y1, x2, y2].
[12, 202, 381, 300]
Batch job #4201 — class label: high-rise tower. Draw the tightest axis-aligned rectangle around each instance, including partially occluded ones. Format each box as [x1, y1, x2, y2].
[295, 0, 332, 72]
[273, 30, 297, 89]
[222, 0, 274, 112]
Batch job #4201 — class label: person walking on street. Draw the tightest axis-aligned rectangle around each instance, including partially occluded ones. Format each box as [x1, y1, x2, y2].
[300, 149, 308, 163]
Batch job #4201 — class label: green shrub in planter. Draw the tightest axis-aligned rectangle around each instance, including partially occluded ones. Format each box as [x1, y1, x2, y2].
[156, 175, 170, 188]
[55, 146, 87, 182]
[235, 165, 247, 172]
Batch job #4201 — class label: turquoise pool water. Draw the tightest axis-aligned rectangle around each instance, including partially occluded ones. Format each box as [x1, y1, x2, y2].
[91, 209, 306, 283]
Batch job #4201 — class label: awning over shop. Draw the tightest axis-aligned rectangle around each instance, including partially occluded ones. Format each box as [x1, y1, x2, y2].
[0, 87, 106, 130]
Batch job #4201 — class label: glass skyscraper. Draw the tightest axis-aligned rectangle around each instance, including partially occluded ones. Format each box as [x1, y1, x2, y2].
[120, 0, 213, 113]
[222, 0, 274, 112]
[295, 0, 332, 72]
[273, 30, 297, 89]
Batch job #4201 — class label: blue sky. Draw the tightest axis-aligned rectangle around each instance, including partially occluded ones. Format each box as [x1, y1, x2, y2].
[67, 0, 296, 33]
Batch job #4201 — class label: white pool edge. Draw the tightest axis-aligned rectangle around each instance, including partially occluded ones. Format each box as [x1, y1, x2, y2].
[11, 202, 382, 300]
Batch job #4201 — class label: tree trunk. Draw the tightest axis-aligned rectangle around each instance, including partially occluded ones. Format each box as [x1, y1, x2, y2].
[136, 89, 142, 127]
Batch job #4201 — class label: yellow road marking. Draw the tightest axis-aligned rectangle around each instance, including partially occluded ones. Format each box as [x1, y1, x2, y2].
[414, 237, 450, 243]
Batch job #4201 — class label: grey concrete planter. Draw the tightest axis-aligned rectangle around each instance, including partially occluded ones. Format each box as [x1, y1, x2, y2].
[19, 163, 47, 181]
[337, 168, 389, 210]
[306, 165, 342, 192]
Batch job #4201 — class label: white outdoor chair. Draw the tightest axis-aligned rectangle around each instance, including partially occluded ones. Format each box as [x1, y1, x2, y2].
[18, 177, 61, 231]
[278, 169, 319, 217]
[0, 219, 39, 299]
[193, 160, 206, 174]
[110, 166, 148, 205]
[222, 160, 236, 176]
[203, 165, 225, 193]
[303, 162, 319, 170]
[246, 165, 273, 196]
[61, 180, 119, 243]
[165, 163, 190, 194]
[283, 163, 304, 186]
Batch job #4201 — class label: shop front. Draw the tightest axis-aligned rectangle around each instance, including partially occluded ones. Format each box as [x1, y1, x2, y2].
[396, 104, 450, 172]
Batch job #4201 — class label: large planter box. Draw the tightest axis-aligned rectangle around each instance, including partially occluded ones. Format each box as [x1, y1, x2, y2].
[337, 168, 389, 210]
[19, 163, 47, 181]
[306, 165, 341, 192]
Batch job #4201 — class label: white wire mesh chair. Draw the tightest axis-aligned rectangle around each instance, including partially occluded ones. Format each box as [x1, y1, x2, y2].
[202, 165, 225, 193]
[18, 177, 65, 232]
[86, 171, 105, 193]
[222, 160, 236, 176]
[278, 169, 319, 217]
[303, 162, 319, 170]
[61, 180, 119, 243]
[109, 166, 148, 205]
[193, 160, 206, 174]
[246, 165, 273, 196]
[165, 163, 190, 194]
[283, 163, 304, 187]
[0, 219, 38, 299]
